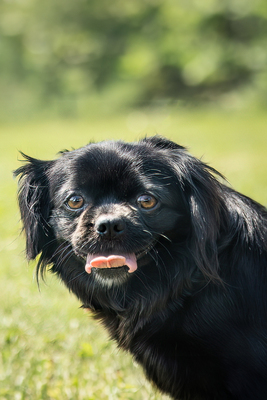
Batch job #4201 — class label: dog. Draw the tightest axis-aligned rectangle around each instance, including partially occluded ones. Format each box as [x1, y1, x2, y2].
[15, 136, 267, 399]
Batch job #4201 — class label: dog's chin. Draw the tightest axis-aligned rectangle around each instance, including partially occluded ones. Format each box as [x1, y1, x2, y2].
[91, 265, 131, 286]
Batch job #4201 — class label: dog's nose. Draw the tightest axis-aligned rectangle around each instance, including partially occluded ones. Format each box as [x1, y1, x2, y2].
[96, 217, 126, 238]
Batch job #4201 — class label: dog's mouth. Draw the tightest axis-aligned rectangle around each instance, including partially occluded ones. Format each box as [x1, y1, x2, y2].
[85, 253, 137, 274]
[84, 241, 157, 275]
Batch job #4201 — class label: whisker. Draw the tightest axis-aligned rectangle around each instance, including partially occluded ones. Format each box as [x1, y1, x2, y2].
[52, 242, 72, 259]
[143, 229, 154, 237]
[157, 240, 175, 260]
[57, 248, 75, 268]
[67, 270, 87, 284]
[151, 248, 169, 280]
[158, 233, 172, 243]
[147, 229, 173, 244]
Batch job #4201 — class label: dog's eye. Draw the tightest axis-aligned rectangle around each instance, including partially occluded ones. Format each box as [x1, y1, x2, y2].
[137, 195, 157, 210]
[67, 195, 84, 210]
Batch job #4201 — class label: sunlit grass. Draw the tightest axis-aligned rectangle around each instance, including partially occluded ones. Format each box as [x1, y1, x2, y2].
[0, 108, 266, 399]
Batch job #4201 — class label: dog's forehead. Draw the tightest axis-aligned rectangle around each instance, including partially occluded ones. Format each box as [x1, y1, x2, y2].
[53, 142, 157, 191]
[71, 143, 141, 182]
[50, 141, 179, 200]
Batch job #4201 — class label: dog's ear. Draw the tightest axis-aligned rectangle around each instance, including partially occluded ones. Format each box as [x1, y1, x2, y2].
[14, 154, 53, 260]
[168, 150, 224, 283]
[143, 136, 224, 282]
[186, 161, 223, 283]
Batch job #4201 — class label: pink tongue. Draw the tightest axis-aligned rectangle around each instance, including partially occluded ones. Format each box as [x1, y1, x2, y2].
[85, 253, 137, 274]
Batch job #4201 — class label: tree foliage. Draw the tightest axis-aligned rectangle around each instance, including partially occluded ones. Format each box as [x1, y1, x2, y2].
[0, 0, 267, 117]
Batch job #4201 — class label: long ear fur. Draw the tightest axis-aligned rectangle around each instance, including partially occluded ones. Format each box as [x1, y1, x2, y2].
[176, 154, 225, 283]
[147, 137, 224, 283]
[14, 153, 54, 260]
[184, 159, 224, 283]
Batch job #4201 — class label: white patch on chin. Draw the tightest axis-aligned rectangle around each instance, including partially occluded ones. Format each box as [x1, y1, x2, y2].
[90, 266, 130, 287]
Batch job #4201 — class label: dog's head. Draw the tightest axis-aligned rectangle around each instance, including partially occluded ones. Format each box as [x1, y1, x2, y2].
[15, 136, 223, 308]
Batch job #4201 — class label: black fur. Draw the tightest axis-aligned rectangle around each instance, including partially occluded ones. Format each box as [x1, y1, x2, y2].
[15, 136, 267, 399]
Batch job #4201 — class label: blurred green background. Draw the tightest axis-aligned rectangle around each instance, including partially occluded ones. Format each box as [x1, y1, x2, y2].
[1, 0, 267, 119]
[0, 0, 267, 399]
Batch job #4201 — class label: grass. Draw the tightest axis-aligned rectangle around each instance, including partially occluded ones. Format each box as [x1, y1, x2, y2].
[0, 108, 266, 399]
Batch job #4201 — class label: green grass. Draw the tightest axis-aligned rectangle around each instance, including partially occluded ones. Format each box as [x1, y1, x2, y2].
[0, 108, 266, 399]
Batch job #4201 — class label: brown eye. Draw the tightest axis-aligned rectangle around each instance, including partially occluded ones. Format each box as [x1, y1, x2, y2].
[137, 194, 157, 210]
[67, 195, 84, 210]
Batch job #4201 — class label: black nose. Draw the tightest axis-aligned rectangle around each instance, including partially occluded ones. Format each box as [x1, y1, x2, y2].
[96, 217, 126, 238]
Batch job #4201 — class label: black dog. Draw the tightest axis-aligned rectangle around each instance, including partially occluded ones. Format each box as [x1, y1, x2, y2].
[15, 136, 267, 400]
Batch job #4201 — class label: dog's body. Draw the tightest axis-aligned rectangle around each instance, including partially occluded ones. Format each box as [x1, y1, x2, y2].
[15, 136, 267, 400]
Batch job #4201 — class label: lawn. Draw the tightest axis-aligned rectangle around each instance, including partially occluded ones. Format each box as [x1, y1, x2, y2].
[0, 108, 266, 399]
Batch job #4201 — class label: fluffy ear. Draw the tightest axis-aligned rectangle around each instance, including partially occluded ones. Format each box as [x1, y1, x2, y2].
[14, 154, 54, 260]
[170, 151, 224, 283]
[187, 163, 223, 282]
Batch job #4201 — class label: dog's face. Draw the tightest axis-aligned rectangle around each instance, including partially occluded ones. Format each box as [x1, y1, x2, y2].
[15, 136, 222, 307]
[48, 139, 189, 286]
